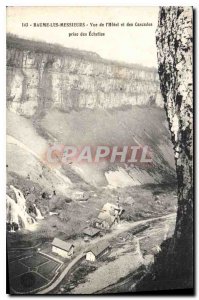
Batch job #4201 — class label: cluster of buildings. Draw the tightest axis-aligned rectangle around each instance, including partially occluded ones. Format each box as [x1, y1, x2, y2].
[93, 202, 124, 229]
[51, 237, 110, 262]
[51, 202, 124, 262]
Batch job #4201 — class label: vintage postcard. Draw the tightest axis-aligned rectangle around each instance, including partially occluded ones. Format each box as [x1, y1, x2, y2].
[6, 6, 193, 294]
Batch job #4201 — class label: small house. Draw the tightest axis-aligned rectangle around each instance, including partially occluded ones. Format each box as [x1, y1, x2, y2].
[96, 202, 124, 229]
[97, 212, 115, 229]
[86, 241, 110, 262]
[83, 227, 100, 239]
[52, 238, 74, 258]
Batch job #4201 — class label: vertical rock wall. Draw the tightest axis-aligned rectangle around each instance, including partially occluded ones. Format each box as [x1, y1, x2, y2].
[156, 6, 193, 288]
[6, 40, 163, 117]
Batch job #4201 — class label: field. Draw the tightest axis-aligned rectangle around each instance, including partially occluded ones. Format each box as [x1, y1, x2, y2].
[8, 252, 61, 294]
[20, 255, 48, 268]
[10, 271, 48, 294]
[38, 260, 60, 280]
[9, 261, 29, 278]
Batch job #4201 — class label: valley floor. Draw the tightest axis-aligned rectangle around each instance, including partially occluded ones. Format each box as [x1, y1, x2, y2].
[52, 213, 176, 294]
[7, 208, 176, 294]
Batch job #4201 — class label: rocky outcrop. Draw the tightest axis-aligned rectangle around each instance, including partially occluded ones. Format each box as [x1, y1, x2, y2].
[129, 7, 193, 293]
[7, 35, 163, 117]
[155, 6, 193, 289]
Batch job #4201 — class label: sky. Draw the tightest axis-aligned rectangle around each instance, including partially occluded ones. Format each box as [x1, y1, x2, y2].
[7, 6, 159, 68]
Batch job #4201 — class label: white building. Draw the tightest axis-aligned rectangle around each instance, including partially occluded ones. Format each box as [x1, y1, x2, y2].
[52, 238, 74, 258]
[86, 241, 110, 262]
[96, 202, 124, 229]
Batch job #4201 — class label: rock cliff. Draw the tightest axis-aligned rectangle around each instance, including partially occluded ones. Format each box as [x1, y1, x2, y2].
[7, 35, 163, 117]
[135, 6, 193, 291]
[156, 6, 193, 288]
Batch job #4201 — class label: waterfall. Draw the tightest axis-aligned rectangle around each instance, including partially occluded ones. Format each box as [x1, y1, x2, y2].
[34, 204, 44, 220]
[10, 185, 26, 211]
[6, 185, 38, 231]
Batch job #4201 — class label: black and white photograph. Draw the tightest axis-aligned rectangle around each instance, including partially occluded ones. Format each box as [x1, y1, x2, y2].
[5, 4, 194, 295]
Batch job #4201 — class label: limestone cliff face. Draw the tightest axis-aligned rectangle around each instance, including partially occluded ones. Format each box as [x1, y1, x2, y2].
[156, 7, 193, 288]
[7, 37, 163, 117]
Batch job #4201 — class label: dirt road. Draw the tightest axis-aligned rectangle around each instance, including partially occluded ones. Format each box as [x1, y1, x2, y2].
[37, 212, 176, 294]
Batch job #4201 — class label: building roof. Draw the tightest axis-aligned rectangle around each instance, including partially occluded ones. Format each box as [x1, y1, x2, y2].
[52, 238, 74, 252]
[100, 202, 124, 217]
[87, 241, 110, 257]
[98, 211, 115, 226]
[102, 202, 119, 212]
[83, 227, 100, 237]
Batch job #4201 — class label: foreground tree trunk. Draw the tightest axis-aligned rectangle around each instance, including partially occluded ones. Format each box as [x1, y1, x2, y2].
[155, 6, 193, 289]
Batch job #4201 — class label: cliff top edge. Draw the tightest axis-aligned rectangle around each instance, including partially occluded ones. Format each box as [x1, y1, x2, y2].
[7, 33, 157, 72]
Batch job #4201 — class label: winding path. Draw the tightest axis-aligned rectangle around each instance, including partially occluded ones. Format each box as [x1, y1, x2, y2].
[37, 253, 85, 294]
[37, 212, 176, 294]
